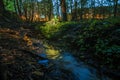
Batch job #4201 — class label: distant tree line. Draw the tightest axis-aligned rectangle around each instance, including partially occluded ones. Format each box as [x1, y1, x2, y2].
[0, 0, 120, 22]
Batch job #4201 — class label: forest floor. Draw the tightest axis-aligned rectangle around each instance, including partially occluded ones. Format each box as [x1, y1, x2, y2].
[0, 26, 49, 80]
[0, 25, 75, 80]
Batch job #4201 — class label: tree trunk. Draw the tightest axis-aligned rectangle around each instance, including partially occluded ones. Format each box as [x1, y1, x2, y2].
[73, 1, 77, 21]
[70, 0, 73, 21]
[61, 0, 67, 21]
[48, 0, 53, 21]
[16, 0, 22, 17]
[113, 0, 118, 17]
[0, 0, 5, 17]
[91, 0, 95, 19]
[56, 0, 60, 18]
[13, 0, 17, 14]
[80, 0, 83, 20]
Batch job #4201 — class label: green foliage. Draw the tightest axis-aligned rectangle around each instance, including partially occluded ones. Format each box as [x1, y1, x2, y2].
[106, 17, 120, 25]
[4, 0, 15, 12]
[37, 20, 79, 39]
[39, 19, 61, 38]
[36, 18, 120, 71]
[74, 19, 120, 70]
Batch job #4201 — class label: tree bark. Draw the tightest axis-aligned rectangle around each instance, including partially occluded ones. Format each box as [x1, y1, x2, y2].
[16, 0, 22, 17]
[0, 0, 5, 17]
[61, 0, 67, 21]
[48, 0, 53, 21]
[113, 0, 118, 17]
[70, 0, 73, 21]
[73, 1, 77, 21]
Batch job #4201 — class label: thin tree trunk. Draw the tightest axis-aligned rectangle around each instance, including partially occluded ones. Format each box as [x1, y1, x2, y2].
[70, 0, 73, 21]
[113, 0, 118, 17]
[16, 0, 22, 17]
[74, 1, 78, 21]
[23, 5, 28, 20]
[48, 0, 52, 21]
[30, 3, 34, 22]
[80, 0, 83, 20]
[91, 0, 95, 19]
[56, 0, 59, 18]
[13, 0, 17, 14]
[0, 0, 5, 16]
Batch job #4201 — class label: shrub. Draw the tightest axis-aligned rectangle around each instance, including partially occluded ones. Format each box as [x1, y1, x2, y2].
[35, 18, 120, 71]
[38, 20, 79, 39]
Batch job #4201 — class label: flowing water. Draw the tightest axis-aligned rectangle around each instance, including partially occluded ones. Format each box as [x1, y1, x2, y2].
[32, 39, 112, 80]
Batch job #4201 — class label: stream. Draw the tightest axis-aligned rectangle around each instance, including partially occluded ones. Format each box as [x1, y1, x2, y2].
[31, 39, 112, 80]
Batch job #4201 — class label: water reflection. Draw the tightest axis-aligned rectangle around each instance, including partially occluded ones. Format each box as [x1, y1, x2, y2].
[58, 53, 100, 80]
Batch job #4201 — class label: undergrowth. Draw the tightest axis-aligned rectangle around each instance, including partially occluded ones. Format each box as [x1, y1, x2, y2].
[36, 17, 120, 72]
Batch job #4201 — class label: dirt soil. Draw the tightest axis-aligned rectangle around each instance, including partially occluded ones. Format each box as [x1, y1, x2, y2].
[0, 28, 47, 80]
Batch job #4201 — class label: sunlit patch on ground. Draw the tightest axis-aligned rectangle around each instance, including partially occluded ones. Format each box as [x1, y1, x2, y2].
[46, 48, 60, 59]
[43, 44, 61, 59]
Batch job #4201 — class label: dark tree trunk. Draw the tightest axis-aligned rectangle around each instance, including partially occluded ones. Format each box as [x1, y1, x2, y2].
[13, 0, 17, 14]
[113, 0, 118, 17]
[61, 0, 67, 21]
[80, 0, 83, 20]
[56, 0, 60, 18]
[72, 1, 77, 21]
[48, 0, 53, 21]
[91, 0, 95, 19]
[70, 0, 73, 21]
[16, 0, 22, 17]
[0, 0, 5, 17]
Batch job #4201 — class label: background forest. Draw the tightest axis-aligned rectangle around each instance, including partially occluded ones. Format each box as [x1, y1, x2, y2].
[0, 0, 120, 22]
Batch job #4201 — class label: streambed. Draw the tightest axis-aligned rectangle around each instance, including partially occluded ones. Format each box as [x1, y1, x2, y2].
[31, 38, 112, 80]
